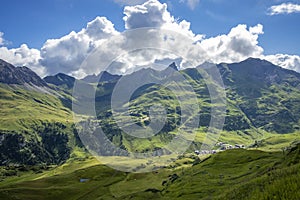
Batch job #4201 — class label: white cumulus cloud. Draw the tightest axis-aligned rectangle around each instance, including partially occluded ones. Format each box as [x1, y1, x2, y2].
[199, 24, 264, 64]
[40, 16, 119, 77]
[39, 0, 205, 78]
[268, 3, 300, 15]
[123, 0, 203, 40]
[264, 54, 300, 73]
[0, 44, 46, 76]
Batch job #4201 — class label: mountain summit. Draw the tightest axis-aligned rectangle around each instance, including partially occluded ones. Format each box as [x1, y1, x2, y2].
[81, 71, 121, 83]
[167, 62, 179, 71]
[0, 59, 47, 87]
[44, 73, 75, 89]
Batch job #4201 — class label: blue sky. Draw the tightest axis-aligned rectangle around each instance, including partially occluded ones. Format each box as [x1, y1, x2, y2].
[0, 0, 299, 54]
[0, 0, 300, 77]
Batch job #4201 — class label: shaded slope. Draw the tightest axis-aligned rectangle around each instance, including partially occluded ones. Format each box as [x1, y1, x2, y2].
[44, 73, 75, 89]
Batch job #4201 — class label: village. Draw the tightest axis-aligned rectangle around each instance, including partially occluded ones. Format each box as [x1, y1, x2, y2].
[194, 142, 246, 155]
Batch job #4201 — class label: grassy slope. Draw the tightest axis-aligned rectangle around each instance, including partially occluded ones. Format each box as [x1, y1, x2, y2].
[0, 84, 86, 165]
[0, 84, 72, 131]
[1, 61, 299, 198]
[92, 65, 300, 153]
[0, 143, 299, 200]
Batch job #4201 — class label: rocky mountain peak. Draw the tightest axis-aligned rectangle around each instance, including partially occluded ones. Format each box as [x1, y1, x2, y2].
[0, 59, 47, 87]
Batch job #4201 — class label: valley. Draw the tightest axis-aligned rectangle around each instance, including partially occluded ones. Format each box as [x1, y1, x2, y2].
[0, 57, 300, 199]
[0, 142, 299, 200]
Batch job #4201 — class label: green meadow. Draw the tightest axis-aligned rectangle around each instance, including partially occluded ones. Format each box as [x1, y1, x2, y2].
[0, 141, 299, 200]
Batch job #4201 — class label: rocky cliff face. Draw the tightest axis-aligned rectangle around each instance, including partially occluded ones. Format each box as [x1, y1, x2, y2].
[0, 59, 47, 87]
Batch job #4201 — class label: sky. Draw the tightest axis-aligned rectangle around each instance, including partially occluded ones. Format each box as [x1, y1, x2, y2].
[0, 0, 300, 78]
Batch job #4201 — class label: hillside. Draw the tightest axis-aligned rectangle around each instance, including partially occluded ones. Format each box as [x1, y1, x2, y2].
[78, 58, 300, 154]
[218, 58, 300, 133]
[0, 142, 299, 200]
[1, 58, 300, 165]
[44, 73, 75, 89]
[0, 60, 80, 165]
[0, 58, 300, 199]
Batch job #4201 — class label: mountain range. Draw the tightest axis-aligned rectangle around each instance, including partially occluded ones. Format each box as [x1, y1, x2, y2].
[0, 58, 300, 165]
